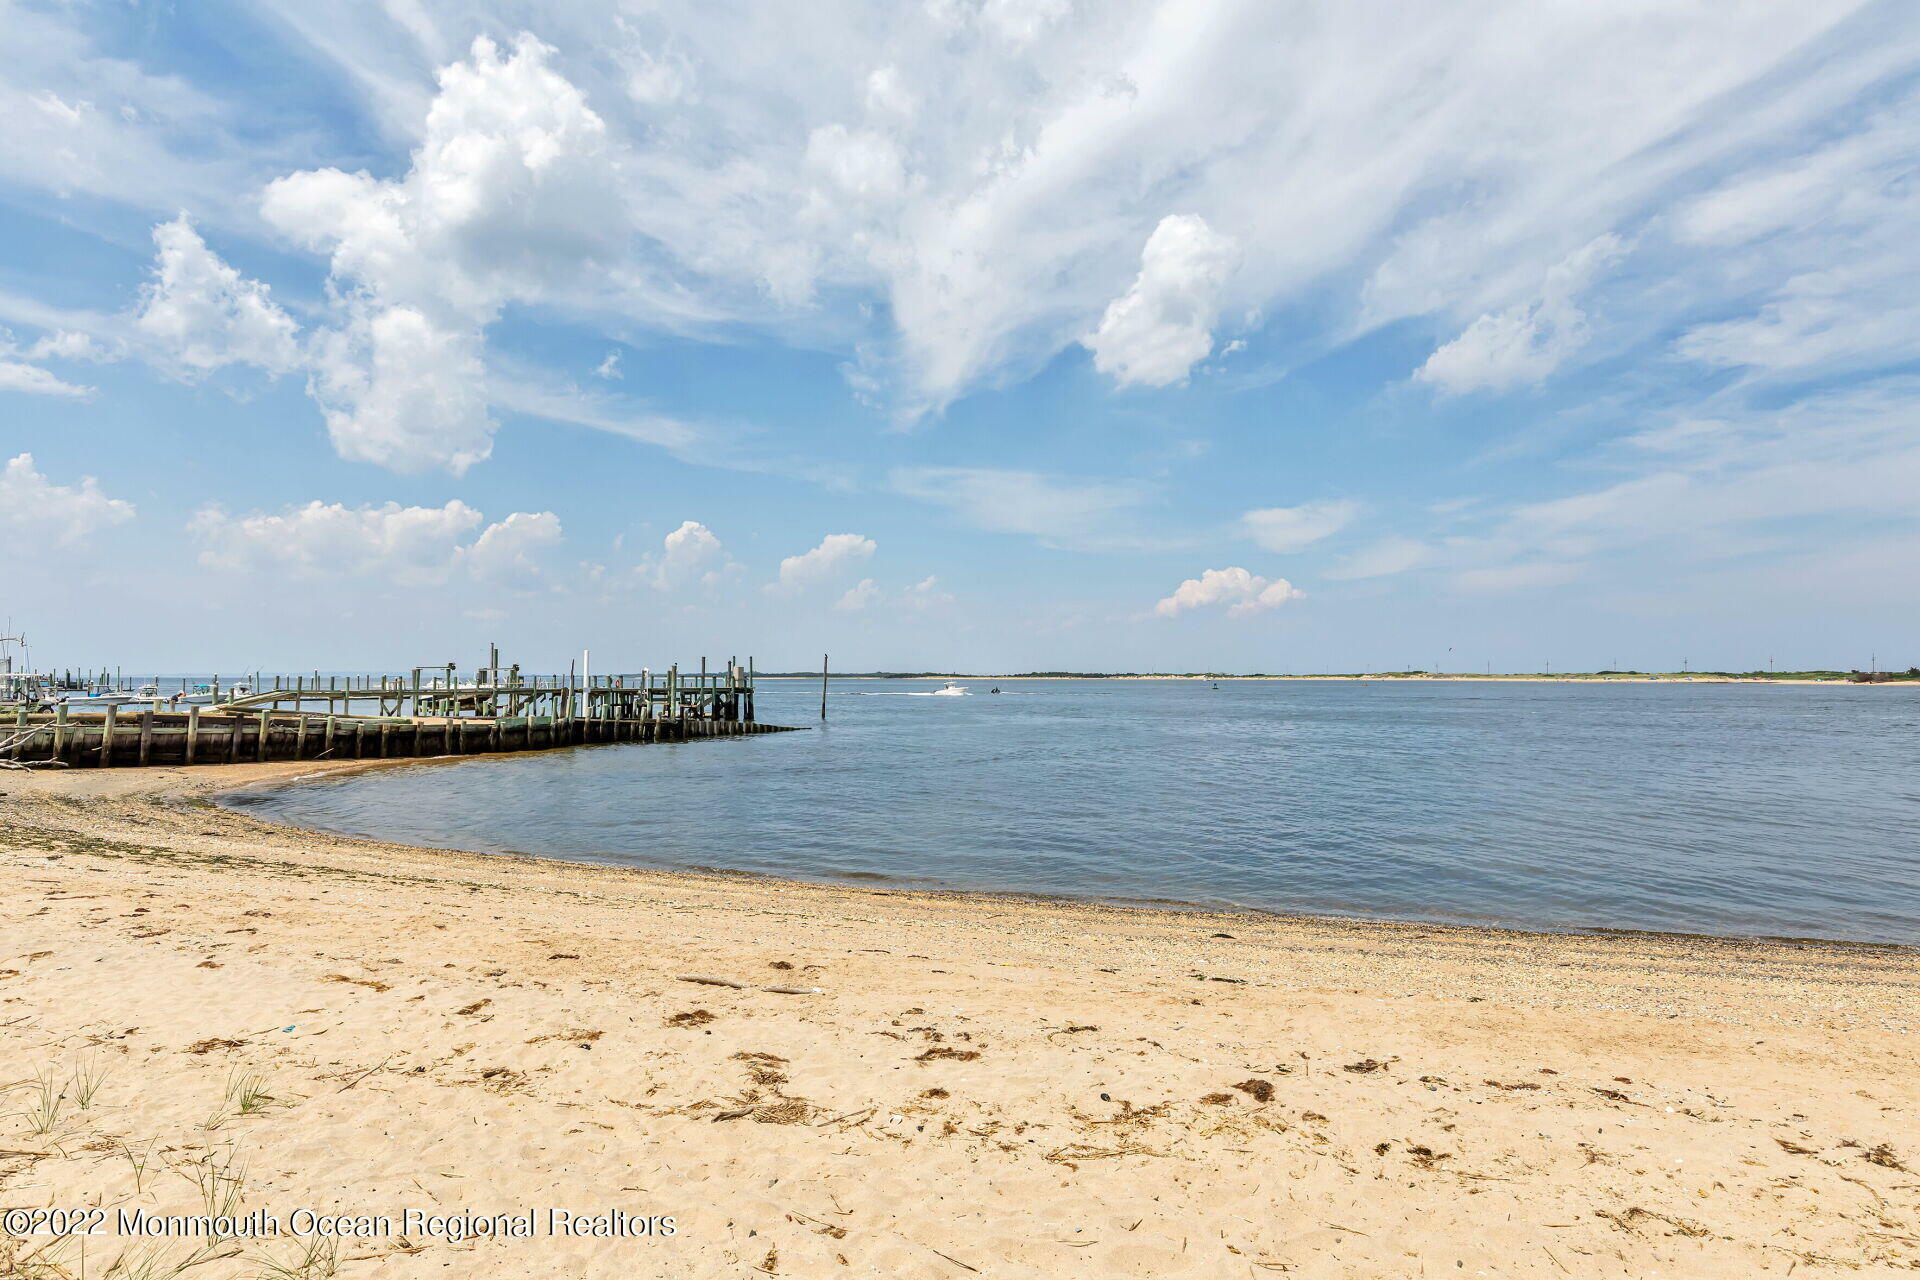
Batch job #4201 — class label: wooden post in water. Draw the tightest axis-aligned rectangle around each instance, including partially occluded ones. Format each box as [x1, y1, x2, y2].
[821, 653, 828, 721]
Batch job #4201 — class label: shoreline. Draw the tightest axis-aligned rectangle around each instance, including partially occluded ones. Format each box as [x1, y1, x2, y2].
[770, 674, 1920, 685]
[225, 757, 1917, 954]
[2, 762, 1916, 1276]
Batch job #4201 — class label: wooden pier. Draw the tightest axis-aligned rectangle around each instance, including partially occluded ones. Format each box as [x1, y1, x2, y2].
[1, 655, 797, 770]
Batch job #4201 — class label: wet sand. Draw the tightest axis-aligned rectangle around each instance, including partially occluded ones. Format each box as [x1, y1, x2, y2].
[1, 761, 1915, 1278]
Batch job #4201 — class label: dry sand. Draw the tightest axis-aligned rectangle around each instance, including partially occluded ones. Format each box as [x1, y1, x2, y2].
[0, 761, 1915, 1279]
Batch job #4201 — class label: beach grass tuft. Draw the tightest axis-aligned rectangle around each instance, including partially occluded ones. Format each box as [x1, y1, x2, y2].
[9, 1067, 66, 1136]
[117, 1136, 159, 1194]
[68, 1057, 109, 1110]
[203, 1071, 280, 1130]
[252, 1237, 340, 1280]
[186, 1146, 248, 1223]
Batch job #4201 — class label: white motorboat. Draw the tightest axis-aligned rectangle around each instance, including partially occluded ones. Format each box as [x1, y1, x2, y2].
[927, 681, 969, 696]
[177, 681, 251, 705]
[60, 690, 137, 708]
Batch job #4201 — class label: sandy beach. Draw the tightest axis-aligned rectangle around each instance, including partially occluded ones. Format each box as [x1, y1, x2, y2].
[1, 762, 1915, 1279]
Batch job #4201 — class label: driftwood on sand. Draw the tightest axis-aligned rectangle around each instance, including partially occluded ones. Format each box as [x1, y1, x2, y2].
[677, 973, 825, 995]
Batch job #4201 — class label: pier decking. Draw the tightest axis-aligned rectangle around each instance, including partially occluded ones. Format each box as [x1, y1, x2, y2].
[1, 657, 796, 769]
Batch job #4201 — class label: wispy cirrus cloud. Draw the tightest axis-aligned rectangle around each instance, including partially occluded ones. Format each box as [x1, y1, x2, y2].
[11, 3, 1918, 439]
[59, 0, 1896, 424]
[889, 466, 1154, 551]
[8, 0, 1920, 661]
[1323, 537, 1436, 582]
[1415, 235, 1629, 395]
[1241, 500, 1358, 553]
[0, 358, 92, 399]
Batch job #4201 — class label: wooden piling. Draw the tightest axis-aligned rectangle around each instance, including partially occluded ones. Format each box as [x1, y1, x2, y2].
[6, 649, 788, 769]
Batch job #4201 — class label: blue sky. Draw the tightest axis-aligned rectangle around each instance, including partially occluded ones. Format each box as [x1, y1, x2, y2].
[3, 0, 1918, 674]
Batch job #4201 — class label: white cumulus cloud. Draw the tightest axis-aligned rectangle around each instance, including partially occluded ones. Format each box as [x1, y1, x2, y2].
[262, 34, 626, 474]
[460, 511, 564, 588]
[831, 572, 954, 613]
[0, 453, 135, 547]
[642, 519, 733, 591]
[190, 499, 561, 588]
[1154, 567, 1300, 618]
[769, 533, 876, 595]
[133, 216, 301, 377]
[901, 575, 955, 612]
[1085, 215, 1236, 388]
[834, 578, 881, 611]
[304, 308, 494, 475]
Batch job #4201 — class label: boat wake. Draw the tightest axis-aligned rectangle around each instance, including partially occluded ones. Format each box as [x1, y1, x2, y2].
[849, 681, 972, 697]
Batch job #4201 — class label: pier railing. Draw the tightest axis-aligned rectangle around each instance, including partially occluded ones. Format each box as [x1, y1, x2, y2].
[1, 655, 797, 769]
[220, 659, 757, 725]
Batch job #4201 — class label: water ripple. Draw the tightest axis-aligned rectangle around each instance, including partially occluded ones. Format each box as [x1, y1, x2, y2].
[238, 679, 1920, 944]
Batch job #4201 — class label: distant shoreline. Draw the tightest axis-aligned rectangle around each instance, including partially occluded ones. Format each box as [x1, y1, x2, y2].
[765, 672, 1920, 685]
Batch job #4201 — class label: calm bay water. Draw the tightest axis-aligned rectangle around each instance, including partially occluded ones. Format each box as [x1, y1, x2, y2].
[232, 679, 1920, 944]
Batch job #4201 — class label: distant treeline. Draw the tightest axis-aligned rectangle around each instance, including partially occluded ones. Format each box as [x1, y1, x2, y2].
[760, 668, 1920, 681]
